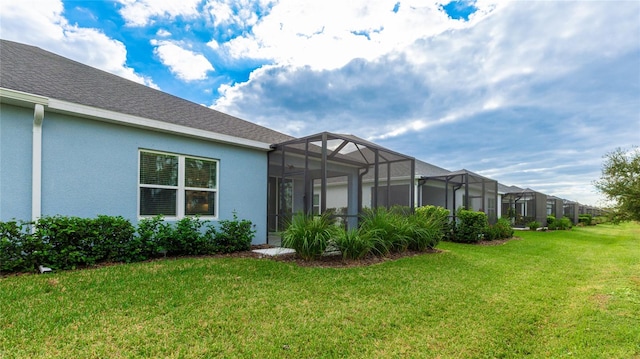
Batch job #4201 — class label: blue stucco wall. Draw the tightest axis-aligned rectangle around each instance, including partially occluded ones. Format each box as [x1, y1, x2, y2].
[0, 104, 33, 221]
[0, 103, 270, 244]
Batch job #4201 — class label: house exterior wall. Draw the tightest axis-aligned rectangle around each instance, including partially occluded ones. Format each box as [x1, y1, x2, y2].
[0, 103, 270, 244]
[0, 104, 33, 221]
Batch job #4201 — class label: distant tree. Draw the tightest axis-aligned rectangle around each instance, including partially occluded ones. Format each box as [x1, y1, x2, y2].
[594, 146, 640, 223]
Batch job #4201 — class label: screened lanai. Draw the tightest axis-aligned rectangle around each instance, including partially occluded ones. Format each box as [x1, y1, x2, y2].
[547, 195, 565, 221]
[267, 132, 415, 238]
[418, 169, 499, 224]
[563, 200, 579, 224]
[502, 188, 548, 227]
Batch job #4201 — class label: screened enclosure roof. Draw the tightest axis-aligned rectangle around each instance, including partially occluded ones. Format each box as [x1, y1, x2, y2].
[420, 168, 497, 186]
[498, 183, 523, 194]
[502, 187, 543, 200]
[271, 132, 415, 169]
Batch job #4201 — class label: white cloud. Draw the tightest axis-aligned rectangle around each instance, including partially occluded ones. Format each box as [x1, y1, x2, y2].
[220, 0, 486, 70]
[211, 1, 639, 205]
[156, 29, 172, 37]
[0, 0, 158, 88]
[204, 0, 273, 28]
[117, 0, 202, 26]
[151, 40, 215, 81]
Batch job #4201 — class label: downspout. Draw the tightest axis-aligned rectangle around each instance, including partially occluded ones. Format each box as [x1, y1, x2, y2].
[32, 104, 45, 223]
[358, 167, 370, 214]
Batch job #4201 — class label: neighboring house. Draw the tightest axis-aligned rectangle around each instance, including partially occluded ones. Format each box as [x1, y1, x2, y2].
[500, 185, 548, 227]
[419, 169, 499, 224]
[546, 195, 565, 221]
[310, 158, 502, 225]
[0, 40, 293, 244]
[563, 200, 580, 224]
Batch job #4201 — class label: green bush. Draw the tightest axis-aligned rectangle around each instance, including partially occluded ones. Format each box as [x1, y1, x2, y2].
[359, 207, 409, 255]
[593, 216, 607, 225]
[579, 214, 593, 226]
[527, 221, 541, 231]
[170, 216, 209, 255]
[0, 213, 257, 274]
[409, 206, 449, 250]
[34, 216, 98, 270]
[135, 215, 171, 260]
[496, 217, 514, 239]
[484, 217, 514, 240]
[332, 228, 373, 260]
[547, 216, 556, 227]
[210, 211, 255, 253]
[0, 221, 30, 273]
[451, 209, 488, 243]
[549, 217, 573, 230]
[415, 206, 450, 232]
[282, 212, 339, 261]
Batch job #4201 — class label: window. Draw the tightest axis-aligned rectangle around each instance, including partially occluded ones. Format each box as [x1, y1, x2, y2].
[139, 150, 218, 218]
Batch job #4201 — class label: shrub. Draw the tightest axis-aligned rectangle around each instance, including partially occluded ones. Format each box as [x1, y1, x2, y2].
[0, 221, 30, 273]
[93, 215, 136, 263]
[282, 212, 339, 261]
[168, 216, 210, 255]
[359, 207, 409, 255]
[484, 217, 513, 241]
[495, 217, 514, 239]
[409, 206, 449, 250]
[332, 228, 373, 260]
[527, 221, 541, 231]
[579, 214, 593, 226]
[0, 213, 255, 274]
[415, 206, 450, 232]
[549, 217, 573, 230]
[451, 209, 488, 243]
[593, 216, 607, 225]
[210, 211, 255, 253]
[135, 215, 171, 260]
[547, 216, 556, 227]
[34, 216, 99, 270]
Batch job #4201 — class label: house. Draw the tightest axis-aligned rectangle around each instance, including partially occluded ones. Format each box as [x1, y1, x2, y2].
[0, 39, 293, 244]
[419, 168, 499, 224]
[546, 195, 565, 221]
[305, 155, 502, 226]
[0, 40, 418, 244]
[499, 185, 548, 226]
[2, 40, 593, 244]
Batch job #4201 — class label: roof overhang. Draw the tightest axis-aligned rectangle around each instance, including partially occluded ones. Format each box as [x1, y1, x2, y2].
[0, 87, 273, 151]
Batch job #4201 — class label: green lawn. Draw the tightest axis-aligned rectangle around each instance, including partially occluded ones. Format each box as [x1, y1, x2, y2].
[1, 223, 639, 358]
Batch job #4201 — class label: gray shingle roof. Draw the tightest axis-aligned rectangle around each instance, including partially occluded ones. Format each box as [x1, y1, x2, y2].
[0, 39, 293, 145]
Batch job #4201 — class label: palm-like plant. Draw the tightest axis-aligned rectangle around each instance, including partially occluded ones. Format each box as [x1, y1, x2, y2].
[359, 207, 410, 255]
[282, 212, 339, 261]
[333, 228, 373, 260]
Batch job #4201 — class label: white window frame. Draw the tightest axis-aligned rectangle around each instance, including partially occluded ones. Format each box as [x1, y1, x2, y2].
[138, 149, 219, 219]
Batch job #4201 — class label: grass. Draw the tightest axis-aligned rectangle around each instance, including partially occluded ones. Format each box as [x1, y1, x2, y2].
[1, 223, 639, 358]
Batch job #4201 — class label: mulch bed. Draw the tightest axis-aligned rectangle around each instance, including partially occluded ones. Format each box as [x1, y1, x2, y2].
[268, 248, 442, 268]
[244, 236, 521, 268]
[4, 238, 522, 275]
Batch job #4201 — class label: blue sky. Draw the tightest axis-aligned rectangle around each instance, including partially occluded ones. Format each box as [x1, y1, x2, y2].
[1, 0, 638, 206]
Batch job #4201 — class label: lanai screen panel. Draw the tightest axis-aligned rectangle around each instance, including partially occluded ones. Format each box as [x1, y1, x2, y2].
[419, 170, 498, 224]
[268, 132, 414, 231]
[502, 189, 547, 226]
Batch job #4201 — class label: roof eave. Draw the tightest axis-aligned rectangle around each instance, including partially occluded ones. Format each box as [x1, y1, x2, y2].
[1, 87, 272, 151]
